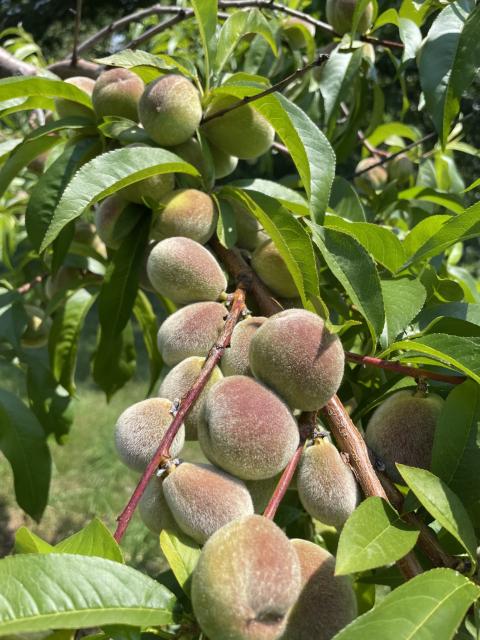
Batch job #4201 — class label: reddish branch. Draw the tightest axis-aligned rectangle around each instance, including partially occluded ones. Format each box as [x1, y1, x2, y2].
[114, 284, 247, 542]
[263, 411, 316, 519]
[202, 55, 330, 124]
[346, 351, 466, 385]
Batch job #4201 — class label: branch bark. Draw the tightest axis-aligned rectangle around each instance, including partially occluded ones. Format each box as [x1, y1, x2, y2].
[114, 284, 247, 542]
[0, 47, 37, 78]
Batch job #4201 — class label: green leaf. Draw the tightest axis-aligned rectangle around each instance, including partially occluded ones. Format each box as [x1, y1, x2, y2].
[215, 85, 335, 224]
[0, 134, 62, 199]
[431, 381, 480, 521]
[332, 569, 479, 640]
[318, 46, 364, 136]
[26, 138, 99, 252]
[329, 176, 366, 222]
[216, 9, 277, 74]
[351, 0, 374, 35]
[380, 334, 480, 383]
[49, 289, 96, 395]
[55, 518, 123, 562]
[25, 357, 74, 442]
[160, 529, 201, 596]
[39, 147, 198, 251]
[398, 464, 477, 566]
[0, 76, 93, 107]
[0, 554, 174, 635]
[336, 497, 419, 575]
[402, 214, 452, 259]
[367, 122, 420, 147]
[402, 202, 480, 268]
[223, 187, 321, 312]
[96, 49, 197, 81]
[15, 527, 54, 554]
[230, 178, 309, 216]
[380, 278, 426, 348]
[418, 0, 479, 146]
[214, 194, 237, 248]
[93, 321, 136, 399]
[0, 388, 51, 521]
[192, 0, 217, 88]
[325, 215, 405, 273]
[309, 223, 384, 344]
[133, 291, 163, 396]
[398, 186, 464, 215]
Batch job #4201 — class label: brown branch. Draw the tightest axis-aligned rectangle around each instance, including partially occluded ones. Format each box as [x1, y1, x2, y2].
[126, 11, 189, 50]
[114, 284, 247, 542]
[0, 47, 37, 78]
[71, 0, 83, 67]
[202, 55, 330, 124]
[263, 411, 316, 519]
[212, 242, 422, 579]
[321, 395, 423, 579]
[210, 237, 283, 316]
[17, 276, 44, 295]
[272, 141, 290, 156]
[346, 352, 466, 386]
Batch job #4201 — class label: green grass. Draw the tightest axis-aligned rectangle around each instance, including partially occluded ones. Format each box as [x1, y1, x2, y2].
[0, 375, 205, 574]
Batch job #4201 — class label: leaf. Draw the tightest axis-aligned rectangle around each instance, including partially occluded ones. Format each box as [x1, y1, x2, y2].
[192, 0, 217, 87]
[380, 278, 426, 348]
[96, 49, 197, 81]
[351, 0, 374, 35]
[15, 527, 54, 554]
[309, 223, 384, 344]
[398, 464, 477, 566]
[49, 289, 96, 395]
[214, 195, 237, 248]
[329, 176, 366, 222]
[26, 137, 99, 251]
[325, 215, 405, 273]
[160, 529, 201, 596]
[0, 388, 51, 521]
[215, 85, 335, 224]
[55, 518, 123, 562]
[133, 291, 163, 396]
[418, 1, 479, 146]
[216, 9, 277, 74]
[332, 569, 479, 640]
[92, 321, 136, 399]
[25, 357, 74, 442]
[380, 334, 480, 383]
[402, 202, 480, 268]
[230, 178, 309, 216]
[39, 147, 198, 251]
[431, 381, 480, 521]
[0, 76, 93, 107]
[402, 214, 452, 259]
[223, 187, 321, 311]
[336, 497, 419, 575]
[398, 186, 464, 215]
[0, 554, 174, 635]
[0, 134, 62, 199]
[318, 46, 364, 136]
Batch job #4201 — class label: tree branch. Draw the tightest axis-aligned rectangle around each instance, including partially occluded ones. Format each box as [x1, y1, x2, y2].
[114, 284, 247, 542]
[202, 54, 329, 124]
[0, 47, 37, 78]
[213, 243, 422, 579]
[71, 0, 83, 67]
[263, 411, 316, 519]
[345, 351, 466, 385]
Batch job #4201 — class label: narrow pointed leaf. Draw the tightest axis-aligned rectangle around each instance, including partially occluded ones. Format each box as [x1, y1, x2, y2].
[55, 518, 123, 562]
[160, 529, 201, 596]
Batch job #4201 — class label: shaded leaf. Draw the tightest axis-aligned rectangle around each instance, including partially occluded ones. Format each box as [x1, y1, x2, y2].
[0, 389, 51, 521]
[133, 291, 163, 396]
[160, 529, 201, 597]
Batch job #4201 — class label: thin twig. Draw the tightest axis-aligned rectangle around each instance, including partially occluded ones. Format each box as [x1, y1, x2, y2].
[346, 352, 466, 385]
[272, 141, 290, 156]
[263, 411, 316, 519]
[17, 276, 43, 295]
[114, 285, 247, 542]
[71, 0, 83, 66]
[126, 11, 188, 50]
[202, 55, 329, 124]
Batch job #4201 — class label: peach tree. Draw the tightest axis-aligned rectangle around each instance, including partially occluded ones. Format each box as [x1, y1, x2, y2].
[0, 0, 480, 638]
